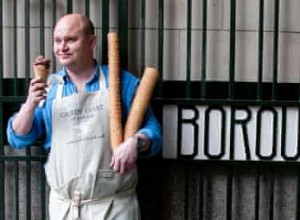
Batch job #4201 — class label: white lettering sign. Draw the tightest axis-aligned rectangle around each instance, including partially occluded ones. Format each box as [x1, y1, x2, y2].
[163, 105, 300, 161]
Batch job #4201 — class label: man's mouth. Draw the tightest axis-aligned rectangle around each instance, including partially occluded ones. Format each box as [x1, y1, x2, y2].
[59, 54, 72, 58]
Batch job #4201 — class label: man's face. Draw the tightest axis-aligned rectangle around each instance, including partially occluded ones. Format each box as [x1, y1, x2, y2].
[53, 18, 94, 67]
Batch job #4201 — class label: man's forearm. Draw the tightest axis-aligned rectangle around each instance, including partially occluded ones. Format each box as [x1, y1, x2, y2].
[12, 102, 35, 135]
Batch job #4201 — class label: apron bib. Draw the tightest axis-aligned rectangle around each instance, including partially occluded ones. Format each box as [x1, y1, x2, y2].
[45, 70, 139, 220]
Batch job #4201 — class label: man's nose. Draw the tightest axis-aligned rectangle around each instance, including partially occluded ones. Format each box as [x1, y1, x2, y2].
[61, 41, 68, 51]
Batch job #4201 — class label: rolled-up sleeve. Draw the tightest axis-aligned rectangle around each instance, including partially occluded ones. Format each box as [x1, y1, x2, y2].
[137, 108, 162, 156]
[6, 108, 44, 149]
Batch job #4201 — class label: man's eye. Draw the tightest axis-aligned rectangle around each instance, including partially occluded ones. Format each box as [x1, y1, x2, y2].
[54, 39, 61, 44]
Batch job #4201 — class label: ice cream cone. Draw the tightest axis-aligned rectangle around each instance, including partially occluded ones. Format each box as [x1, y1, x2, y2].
[33, 64, 50, 82]
[33, 56, 51, 83]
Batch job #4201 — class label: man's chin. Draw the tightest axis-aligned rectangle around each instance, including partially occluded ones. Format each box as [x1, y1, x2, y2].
[58, 59, 73, 66]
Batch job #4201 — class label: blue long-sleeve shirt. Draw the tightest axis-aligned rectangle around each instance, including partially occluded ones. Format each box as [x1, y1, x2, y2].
[6, 64, 162, 156]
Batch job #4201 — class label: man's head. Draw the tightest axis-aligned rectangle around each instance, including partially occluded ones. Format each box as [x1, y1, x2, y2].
[53, 13, 96, 68]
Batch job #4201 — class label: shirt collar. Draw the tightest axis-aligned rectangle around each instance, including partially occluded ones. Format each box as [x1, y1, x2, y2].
[61, 60, 100, 84]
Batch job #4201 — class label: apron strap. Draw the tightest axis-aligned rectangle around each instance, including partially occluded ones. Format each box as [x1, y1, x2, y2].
[99, 68, 107, 91]
[56, 83, 64, 100]
[72, 191, 82, 219]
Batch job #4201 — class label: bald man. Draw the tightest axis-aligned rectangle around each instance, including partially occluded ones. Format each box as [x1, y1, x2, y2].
[7, 13, 162, 219]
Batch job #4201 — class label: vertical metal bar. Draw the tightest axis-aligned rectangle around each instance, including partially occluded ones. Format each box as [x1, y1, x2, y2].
[254, 167, 261, 220]
[198, 167, 204, 220]
[140, 0, 146, 72]
[0, 0, 3, 93]
[257, 0, 264, 100]
[40, 15, 46, 220]
[296, 172, 300, 219]
[269, 167, 275, 220]
[101, 0, 109, 64]
[25, 0, 30, 83]
[156, 0, 164, 141]
[85, 0, 90, 17]
[40, 0, 47, 207]
[13, 0, 19, 95]
[184, 165, 190, 220]
[0, 0, 3, 87]
[298, 71, 300, 101]
[40, 164, 46, 220]
[157, 0, 164, 97]
[229, 0, 236, 99]
[186, 0, 192, 98]
[229, 107, 236, 160]
[52, 0, 57, 71]
[226, 167, 233, 220]
[201, 0, 207, 99]
[272, 0, 280, 100]
[40, 0, 45, 55]
[15, 162, 19, 220]
[0, 0, 4, 218]
[118, 0, 128, 69]
[0, 161, 4, 220]
[66, 0, 73, 14]
[26, 150, 32, 220]
[25, 2, 32, 218]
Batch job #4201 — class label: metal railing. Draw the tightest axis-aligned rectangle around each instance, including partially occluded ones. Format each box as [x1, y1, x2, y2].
[1, 0, 300, 219]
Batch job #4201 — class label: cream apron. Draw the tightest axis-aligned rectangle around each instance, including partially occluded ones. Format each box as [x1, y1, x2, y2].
[45, 70, 140, 220]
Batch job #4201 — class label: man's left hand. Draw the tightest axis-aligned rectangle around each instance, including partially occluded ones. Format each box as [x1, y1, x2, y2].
[110, 137, 138, 174]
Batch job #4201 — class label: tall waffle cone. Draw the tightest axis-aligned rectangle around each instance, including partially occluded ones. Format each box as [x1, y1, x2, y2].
[124, 68, 159, 139]
[108, 32, 123, 152]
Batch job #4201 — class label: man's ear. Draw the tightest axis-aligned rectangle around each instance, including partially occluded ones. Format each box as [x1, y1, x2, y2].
[90, 34, 96, 49]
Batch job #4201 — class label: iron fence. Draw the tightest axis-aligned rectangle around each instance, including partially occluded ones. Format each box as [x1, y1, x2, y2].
[1, 0, 300, 219]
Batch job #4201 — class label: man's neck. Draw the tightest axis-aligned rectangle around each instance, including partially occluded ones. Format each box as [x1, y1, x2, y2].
[66, 60, 96, 84]
[65, 60, 96, 93]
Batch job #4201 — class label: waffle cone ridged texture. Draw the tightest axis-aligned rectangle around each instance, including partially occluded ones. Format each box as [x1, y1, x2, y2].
[108, 32, 123, 152]
[33, 64, 50, 83]
[124, 68, 159, 139]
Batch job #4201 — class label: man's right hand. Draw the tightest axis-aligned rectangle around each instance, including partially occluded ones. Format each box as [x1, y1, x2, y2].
[26, 77, 48, 109]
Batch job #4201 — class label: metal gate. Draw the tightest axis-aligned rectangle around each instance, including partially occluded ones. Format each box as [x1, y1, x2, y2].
[1, 0, 300, 219]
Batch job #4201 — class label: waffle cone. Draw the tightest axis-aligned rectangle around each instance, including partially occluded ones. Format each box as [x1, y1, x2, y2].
[108, 32, 123, 152]
[124, 68, 159, 139]
[33, 64, 50, 82]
